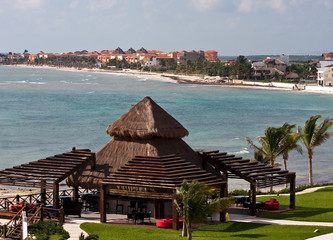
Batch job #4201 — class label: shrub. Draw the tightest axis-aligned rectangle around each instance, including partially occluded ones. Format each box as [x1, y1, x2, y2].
[28, 222, 69, 240]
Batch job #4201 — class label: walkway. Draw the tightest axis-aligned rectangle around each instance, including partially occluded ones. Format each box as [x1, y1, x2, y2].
[63, 212, 128, 240]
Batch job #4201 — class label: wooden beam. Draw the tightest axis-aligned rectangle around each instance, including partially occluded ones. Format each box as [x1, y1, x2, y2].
[73, 186, 79, 202]
[249, 183, 256, 216]
[220, 171, 228, 222]
[289, 172, 296, 209]
[100, 184, 107, 223]
[53, 182, 59, 209]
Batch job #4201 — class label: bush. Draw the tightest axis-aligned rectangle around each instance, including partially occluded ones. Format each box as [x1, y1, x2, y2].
[79, 233, 99, 240]
[28, 222, 69, 240]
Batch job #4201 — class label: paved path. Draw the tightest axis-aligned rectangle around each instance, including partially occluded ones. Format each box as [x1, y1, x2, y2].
[63, 212, 127, 240]
[229, 213, 333, 227]
[229, 213, 333, 239]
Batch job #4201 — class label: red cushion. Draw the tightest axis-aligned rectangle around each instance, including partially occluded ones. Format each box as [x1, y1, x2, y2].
[10, 204, 23, 212]
[264, 200, 279, 210]
[156, 218, 183, 228]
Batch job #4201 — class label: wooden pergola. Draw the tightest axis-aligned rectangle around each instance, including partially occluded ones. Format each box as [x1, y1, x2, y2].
[0, 149, 95, 208]
[100, 154, 226, 229]
[198, 150, 296, 215]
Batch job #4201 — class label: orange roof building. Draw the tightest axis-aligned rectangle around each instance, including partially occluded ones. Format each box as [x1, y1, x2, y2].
[204, 50, 218, 61]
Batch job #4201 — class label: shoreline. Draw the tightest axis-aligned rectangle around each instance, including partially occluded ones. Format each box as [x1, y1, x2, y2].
[2, 64, 333, 94]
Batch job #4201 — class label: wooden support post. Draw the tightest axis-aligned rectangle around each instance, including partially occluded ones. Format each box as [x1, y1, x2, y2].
[172, 199, 179, 230]
[3, 225, 7, 238]
[160, 200, 164, 219]
[73, 186, 79, 202]
[154, 199, 159, 219]
[59, 206, 65, 224]
[53, 182, 60, 209]
[100, 184, 106, 223]
[289, 173, 296, 209]
[41, 180, 46, 206]
[249, 183, 256, 216]
[220, 171, 228, 222]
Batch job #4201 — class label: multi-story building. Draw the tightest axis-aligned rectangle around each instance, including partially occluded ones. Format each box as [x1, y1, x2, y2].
[204, 50, 218, 61]
[177, 50, 205, 65]
[318, 64, 333, 86]
[317, 52, 333, 85]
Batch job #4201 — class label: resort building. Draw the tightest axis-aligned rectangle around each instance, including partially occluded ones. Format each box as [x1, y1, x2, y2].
[204, 50, 218, 61]
[318, 64, 333, 86]
[317, 52, 333, 86]
[177, 50, 205, 65]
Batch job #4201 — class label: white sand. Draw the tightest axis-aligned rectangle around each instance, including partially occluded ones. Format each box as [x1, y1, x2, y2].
[4, 64, 333, 94]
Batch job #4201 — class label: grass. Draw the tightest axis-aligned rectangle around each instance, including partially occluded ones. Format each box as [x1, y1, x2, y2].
[80, 222, 333, 240]
[257, 187, 333, 222]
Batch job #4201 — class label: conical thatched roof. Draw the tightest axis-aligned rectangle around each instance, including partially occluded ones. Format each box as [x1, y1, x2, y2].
[126, 48, 136, 54]
[285, 72, 300, 79]
[113, 47, 125, 54]
[106, 96, 189, 139]
[137, 47, 148, 54]
[67, 97, 221, 190]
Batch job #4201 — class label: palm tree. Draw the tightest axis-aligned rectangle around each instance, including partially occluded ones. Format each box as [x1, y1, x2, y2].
[175, 181, 233, 240]
[280, 123, 303, 171]
[245, 126, 287, 166]
[298, 115, 333, 186]
[246, 125, 295, 191]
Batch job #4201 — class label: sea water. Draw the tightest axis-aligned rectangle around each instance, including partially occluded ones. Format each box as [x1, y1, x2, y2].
[1, 66, 333, 189]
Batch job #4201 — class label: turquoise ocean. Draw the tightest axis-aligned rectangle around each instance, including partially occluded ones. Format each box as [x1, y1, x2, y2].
[1, 66, 333, 189]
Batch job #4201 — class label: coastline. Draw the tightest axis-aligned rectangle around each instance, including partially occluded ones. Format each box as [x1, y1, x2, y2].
[3, 64, 333, 94]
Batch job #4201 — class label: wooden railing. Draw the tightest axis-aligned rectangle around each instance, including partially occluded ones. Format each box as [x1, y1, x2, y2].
[2, 203, 38, 239]
[2, 204, 65, 239]
[0, 188, 90, 212]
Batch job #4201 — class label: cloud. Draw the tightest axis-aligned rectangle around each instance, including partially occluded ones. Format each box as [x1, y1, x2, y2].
[69, 0, 79, 9]
[11, 0, 44, 9]
[87, 0, 117, 11]
[188, 0, 220, 12]
[318, 0, 333, 9]
[238, 0, 286, 13]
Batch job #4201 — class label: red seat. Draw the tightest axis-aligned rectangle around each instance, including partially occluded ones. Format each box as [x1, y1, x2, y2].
[264, 200, 279, 210]
[10, 203, 36, 212]
[156, 218, 183, 228]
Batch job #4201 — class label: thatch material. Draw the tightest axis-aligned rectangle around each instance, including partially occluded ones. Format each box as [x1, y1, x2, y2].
[126, 48, 136, 54]
[67, 96, 221, 190]
[285, 72, 300, 79]
[67, 137, 206, 189]
[137, 47, 148, 54]
[106, 96, 189, 139]
[113, 47, 125, 54]
[102, 155, 224, 200]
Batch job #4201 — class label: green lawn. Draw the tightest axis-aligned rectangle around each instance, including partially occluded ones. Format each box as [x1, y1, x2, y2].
[257, 187, 333, 222]
[81, 222, 333, 240]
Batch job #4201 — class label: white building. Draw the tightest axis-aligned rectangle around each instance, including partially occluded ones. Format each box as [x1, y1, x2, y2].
[143, 57, 158, 67]
[317, 60, 333, 84]
[318, 64, 333, 86]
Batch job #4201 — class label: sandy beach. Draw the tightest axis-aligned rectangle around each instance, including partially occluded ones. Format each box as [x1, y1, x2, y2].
[5, 64, 333, 94]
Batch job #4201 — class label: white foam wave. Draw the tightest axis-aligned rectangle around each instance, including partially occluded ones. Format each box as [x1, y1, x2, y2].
[29, 82, 46, 85]
[137, 78, 147, 82]
[7, 81, 28, 84]
[231, 148, 250, 155]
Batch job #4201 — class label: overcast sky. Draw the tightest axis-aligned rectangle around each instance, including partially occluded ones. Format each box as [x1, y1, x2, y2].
[1, 0, 332, 55]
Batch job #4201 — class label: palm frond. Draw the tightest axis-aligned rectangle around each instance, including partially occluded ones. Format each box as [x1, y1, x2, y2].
[311, 117, 333, 147]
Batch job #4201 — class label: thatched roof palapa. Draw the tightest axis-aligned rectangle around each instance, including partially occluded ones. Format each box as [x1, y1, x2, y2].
[106, 96, 189, 139]
[103, 155, 225, 199]
[67, 96, 211, 189]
